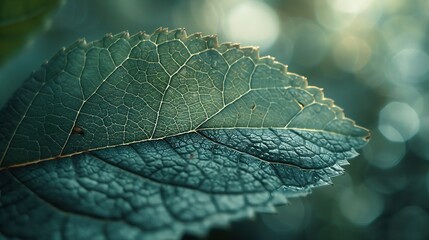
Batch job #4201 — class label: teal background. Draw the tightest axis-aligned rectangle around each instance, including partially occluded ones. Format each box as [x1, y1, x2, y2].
[1, 0, 428, 239]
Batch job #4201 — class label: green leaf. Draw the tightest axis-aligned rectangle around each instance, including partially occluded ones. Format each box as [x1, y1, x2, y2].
[0, 28, 369, 239]
[0, 0, 62, 65]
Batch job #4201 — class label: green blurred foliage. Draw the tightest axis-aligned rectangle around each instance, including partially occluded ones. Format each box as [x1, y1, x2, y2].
[0, 0, 62, 65]
[1, 0, 428, 239]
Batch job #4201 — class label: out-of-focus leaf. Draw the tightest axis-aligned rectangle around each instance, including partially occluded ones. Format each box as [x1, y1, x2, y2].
[0, 28, 369, 239]
[0, 0, 62, 65]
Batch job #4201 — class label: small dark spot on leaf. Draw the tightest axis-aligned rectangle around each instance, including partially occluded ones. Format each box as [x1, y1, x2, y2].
[251, 104, 256, 111]
[72, 126, 84, 135]
[297, 101, 304, 108]
[188, 153, 194, 160]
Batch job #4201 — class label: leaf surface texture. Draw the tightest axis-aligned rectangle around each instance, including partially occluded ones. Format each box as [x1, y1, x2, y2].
[0, 29, 369, 239]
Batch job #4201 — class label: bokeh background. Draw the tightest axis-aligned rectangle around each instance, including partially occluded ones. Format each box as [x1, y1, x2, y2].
[1, 0, 429, 239]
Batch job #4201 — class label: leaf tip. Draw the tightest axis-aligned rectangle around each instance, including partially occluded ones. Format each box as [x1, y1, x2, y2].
[203, 35, 219, 48]
[173, 28, 188, 40]
[122, 31, 130, 38]
[231, 43, 240, 49]
[137, 31, 150, 40]
[76, 38, 87, 48]
[241, 46, 259, 59]
[154, 27, 168, 34]
[258, 55, 276, 66]
[192, 32, 203, 39]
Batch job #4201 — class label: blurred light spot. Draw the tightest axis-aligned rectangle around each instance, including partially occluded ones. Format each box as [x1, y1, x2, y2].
[420, 93, 429, 116]
[363, 129, 405, 169]
[378, 102, 420, 142]
[261, 199, 310, 233]
[381, 0, 405, 13]
[382, 16, 426, 52]
[366, 173, 408, 194]
[391, 48, 429, 83]
[421, 0, 429, 19]
[315, 0, 353, 31]
[328, 0, 372, 13]
[278, 36, 294, 64]
[388, 85, 424, 114]
[287, 20, 328, 68]
[224, 0, 280, 49]
[200, 1, 224, 33]
[356, 68, 386, 88]
[315, 0, 382, 31]
[389, 206, 429, 240]
[417, 116, 429, 142]
[333, 35, 372, 72]
[409, 116, 429, 161]
[173, 0, 224, 34]
[339, 186, 384, 226]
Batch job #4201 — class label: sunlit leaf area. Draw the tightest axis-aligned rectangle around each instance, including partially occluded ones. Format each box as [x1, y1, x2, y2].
[1, 0, 428, 239]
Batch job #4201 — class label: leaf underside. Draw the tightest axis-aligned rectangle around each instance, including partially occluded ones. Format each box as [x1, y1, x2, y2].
[0, 28, 369, 240]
